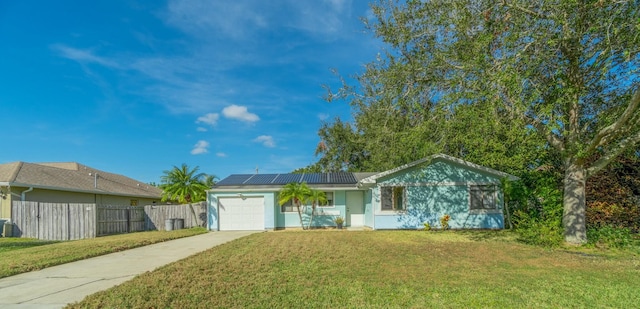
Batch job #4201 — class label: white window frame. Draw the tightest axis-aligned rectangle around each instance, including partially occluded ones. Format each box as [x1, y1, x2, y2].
[318, 191, 334, 208]
[280, 198, 296, 213]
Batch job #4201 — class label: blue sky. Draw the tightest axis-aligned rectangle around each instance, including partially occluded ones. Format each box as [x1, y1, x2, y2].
[0, 0, 381, 183]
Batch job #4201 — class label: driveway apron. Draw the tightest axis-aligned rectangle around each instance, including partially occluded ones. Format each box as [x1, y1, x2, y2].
[0, 231, 259, 309]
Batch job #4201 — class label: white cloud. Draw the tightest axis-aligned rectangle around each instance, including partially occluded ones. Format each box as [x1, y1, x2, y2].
[216, 152, 227, 157]
[52, 44, 121, 68]
[318, 113, 329, 121]
[196, 127, 207, 132]
[196, 113, 219, 127]
[191, 140, 210, 154]
[222, 104, 259, 122]
[253, 135, 276, 148]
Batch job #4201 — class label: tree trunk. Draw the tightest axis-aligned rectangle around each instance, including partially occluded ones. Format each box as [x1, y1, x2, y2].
[562, 163, 587, 244]
[307, 205, 316, 230]
[296, 203, 306, 230]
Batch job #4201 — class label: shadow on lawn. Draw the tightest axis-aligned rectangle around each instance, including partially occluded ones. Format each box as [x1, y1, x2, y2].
[0, 239, 59, 252]
[452, 229, 516, 242]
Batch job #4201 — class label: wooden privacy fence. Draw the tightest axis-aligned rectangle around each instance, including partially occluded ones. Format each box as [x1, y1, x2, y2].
[11, 202, 96, 240]
[97, 205, 146, 236]
[10, 201, 208, 240]
[144, 202, 207, 231]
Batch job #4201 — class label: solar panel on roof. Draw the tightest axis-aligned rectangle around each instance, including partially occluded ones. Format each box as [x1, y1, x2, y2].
[243, 174, 279, 185]
[302, 173, 320, 183]
[329, 172, 357, 184]
[216, 174, 254, 186]
[271, 174, 302, 184]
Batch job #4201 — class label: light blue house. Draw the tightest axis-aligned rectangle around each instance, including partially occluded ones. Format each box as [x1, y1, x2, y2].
[207, 154, 518, 231]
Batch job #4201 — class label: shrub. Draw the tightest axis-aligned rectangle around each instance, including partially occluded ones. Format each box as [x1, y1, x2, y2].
[587, 226, 638, 249]
[507, 170, 564, 247]
[440, 214, 451, 230]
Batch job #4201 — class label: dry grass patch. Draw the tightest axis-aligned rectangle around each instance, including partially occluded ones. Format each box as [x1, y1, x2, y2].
[69, 230, 640, 308]
[0, 228, 207, 278]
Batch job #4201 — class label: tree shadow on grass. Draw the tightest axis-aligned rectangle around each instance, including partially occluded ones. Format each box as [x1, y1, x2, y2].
[453, 229, 517, 242]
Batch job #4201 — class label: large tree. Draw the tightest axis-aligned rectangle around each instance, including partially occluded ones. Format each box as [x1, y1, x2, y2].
[160, 164, 212, 203]
[358, 0, 640, 244]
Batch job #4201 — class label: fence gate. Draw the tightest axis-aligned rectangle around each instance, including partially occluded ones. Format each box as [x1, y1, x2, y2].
[11, 201, 96, 240]
[97, 205, 145, 236]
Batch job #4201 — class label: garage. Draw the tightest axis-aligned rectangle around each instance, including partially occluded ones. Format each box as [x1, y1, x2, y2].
[218, 196, 265, 231]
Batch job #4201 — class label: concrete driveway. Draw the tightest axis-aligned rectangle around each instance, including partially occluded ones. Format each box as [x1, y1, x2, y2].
[0, 231, 259, 309]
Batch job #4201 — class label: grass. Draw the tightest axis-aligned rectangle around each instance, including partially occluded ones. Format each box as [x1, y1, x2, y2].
[68, 230, 640, 308]
[0, 227, 207, 278]
[0, 238, 60, 253]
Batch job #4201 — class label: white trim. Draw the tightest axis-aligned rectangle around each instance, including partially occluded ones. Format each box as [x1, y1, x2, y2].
[377, 181, 498, 187]
[209, 186, 363, 193]
[359, 153, 519, 184]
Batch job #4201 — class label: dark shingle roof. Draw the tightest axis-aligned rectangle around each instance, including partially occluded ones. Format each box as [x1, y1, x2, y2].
[0, 161, 162, 198]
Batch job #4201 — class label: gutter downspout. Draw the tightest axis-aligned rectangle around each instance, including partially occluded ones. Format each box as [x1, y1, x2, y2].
[21, 187, 34, 201]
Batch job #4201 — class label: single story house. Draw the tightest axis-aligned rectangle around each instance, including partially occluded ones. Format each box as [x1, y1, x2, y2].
[207, 154, 518, 231]
[0, 162, 163, 220]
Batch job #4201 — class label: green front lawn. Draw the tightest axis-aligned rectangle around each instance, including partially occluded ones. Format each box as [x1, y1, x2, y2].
[69, 230, 640, 308]
[0, 228, 207, 278]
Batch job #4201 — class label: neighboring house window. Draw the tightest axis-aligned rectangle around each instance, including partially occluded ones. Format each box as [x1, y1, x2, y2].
[130, 199, 138, 206]
[319, 192, 334, 207]
[470, 185, 496, 211]
[281, 199, 295, 213]
[381, 186, 405, 211]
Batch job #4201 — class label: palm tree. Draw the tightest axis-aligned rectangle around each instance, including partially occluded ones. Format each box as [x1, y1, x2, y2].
[160, 164, 210, 203]
[203, 174, 217, 189]
[278, 182, 312, 229]
[305, 189, 327, 230]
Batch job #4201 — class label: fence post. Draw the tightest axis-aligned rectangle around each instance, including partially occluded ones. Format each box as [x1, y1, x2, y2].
[67, 203, 71, 241]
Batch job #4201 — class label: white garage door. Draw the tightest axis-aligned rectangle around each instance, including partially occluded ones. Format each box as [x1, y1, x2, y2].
[218, 196, 265, 231]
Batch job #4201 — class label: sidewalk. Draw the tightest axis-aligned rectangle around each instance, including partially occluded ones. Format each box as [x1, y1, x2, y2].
[0, 231, 259, 309]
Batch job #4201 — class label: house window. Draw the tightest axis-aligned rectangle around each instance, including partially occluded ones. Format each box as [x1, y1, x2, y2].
[381, 186, 405, 211]
[130, 199, 138, 206]
[470, 185, 496, 211]
[281, 199, 295, 212]
[319, 192, 334, 207]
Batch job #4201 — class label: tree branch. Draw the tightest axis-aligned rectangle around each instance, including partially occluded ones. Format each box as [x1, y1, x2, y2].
[585, 86, 640, 155]
[586, 129, 640, 177]
[501, 0, 547, 19]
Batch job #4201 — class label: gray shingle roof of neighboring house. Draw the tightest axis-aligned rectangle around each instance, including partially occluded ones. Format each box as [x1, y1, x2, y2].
[0, 161, 162, 198]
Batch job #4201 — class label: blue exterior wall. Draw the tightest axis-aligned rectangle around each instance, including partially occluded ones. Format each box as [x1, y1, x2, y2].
[275, 190, 348, 228]
[372, 159, 504, 230]
[364, 189, 373, 228]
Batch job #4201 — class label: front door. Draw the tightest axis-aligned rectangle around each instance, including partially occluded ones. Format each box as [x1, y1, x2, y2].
[346, 191, 364, 227]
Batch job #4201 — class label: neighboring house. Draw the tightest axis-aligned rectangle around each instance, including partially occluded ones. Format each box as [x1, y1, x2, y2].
[0, 162, 163, 220]
[207, 154, 518, 231]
